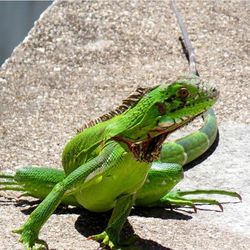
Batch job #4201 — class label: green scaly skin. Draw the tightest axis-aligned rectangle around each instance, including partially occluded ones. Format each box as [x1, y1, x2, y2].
[0, 78, 240, 249]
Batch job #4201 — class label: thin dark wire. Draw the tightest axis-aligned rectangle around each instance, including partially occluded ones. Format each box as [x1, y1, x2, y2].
[170, 0, 199, 76]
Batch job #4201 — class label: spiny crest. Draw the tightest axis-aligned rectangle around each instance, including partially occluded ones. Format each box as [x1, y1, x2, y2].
[76, 86, 156, 133]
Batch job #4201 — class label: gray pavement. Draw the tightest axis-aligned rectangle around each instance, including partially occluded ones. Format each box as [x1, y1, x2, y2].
[0, 1, 249, 249]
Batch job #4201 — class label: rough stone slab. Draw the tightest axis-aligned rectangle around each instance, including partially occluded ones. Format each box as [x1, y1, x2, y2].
[0, 1, 249, 249]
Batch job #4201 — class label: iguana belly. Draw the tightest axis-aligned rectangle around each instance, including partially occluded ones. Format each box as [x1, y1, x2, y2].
[74, 154, 150, 212]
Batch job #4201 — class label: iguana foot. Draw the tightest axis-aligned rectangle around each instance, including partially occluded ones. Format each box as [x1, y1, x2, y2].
[13, 227, 48, 250]
[88, 231, 139, 249]
[159, 189, 241, 212]
[88, 231, 117, 249]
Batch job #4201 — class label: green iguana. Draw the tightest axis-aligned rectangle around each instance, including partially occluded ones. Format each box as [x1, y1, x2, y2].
[0, 1, 240, 249]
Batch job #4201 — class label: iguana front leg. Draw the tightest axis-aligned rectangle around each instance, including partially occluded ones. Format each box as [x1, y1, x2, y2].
[13, 142, 119, 249]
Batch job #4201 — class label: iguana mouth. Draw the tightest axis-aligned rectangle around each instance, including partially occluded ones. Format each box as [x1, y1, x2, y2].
[157, 110, 205, 134]
[133, 110, 205, 162]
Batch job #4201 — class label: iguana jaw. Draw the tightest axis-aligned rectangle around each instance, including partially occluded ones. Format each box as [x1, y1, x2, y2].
[136, 111, 204, 162]
[155, 110, 204, 134]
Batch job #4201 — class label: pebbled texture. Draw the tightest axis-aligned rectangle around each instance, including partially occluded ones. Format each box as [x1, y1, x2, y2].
[0, 0, 249, 249]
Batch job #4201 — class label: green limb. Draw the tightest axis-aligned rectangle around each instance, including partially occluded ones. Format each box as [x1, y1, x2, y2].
[0, 171, 25, 192]
[177, 189, 242, 201]
[89, 194, 136, 248]
[0, 186, 25, 192]
[14, 143, 117, 249]
[0, 171, 15, 179]
[0, 166, 79, 206]
[0, 167, 64, 196]
[155, 196, 197, 212]
[0, 171, 15, 186]
[135, 162, 184, 206]
[154, 189, 241, 212]
[0, 181, 16, 185]
[13, 181, 67, 249]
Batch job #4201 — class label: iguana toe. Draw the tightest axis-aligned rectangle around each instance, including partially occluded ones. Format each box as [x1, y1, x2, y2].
[88, 231, 116, 249]
[13, 227, 48, 250]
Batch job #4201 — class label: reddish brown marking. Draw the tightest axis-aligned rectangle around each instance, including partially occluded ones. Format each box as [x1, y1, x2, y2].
[156, 102, 167, 115]
[113, 136, 137, 150]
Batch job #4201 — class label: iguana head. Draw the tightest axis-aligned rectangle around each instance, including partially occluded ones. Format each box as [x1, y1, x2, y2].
[77, 76, 218, 162]
[114, 77, 218, 162]
[152, 77, 218, 134]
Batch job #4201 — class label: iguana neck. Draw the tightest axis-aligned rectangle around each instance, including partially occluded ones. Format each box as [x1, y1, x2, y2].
[114, 133, 168, 163]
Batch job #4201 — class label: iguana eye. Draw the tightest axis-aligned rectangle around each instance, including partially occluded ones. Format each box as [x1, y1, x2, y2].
[177, 87, 189, 99]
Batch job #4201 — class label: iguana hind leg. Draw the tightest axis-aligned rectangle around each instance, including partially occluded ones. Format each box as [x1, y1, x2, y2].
[135, 162, 241, 211]
[139, 184, 241, 212]
[0, 171, 25, 192]
[0, 166, 79, 206]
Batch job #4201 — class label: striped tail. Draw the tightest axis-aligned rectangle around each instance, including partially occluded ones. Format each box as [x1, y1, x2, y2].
[159, 108, 218, 166]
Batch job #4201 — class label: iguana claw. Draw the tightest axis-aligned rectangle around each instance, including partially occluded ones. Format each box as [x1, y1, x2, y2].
[88, 231, 139, 249]
[161, 189, 241, 212]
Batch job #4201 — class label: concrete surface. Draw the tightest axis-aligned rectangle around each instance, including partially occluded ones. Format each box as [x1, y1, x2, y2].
[0, 0, 249, 249]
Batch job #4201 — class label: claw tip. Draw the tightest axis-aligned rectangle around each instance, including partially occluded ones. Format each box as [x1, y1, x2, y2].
[192, 205, 197, 213]
[237, 193, 242, 202]
[218, 203, 224, 212]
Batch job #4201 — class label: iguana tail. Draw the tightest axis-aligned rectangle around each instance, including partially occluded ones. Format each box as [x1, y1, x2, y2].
[159, 108, 218, 166]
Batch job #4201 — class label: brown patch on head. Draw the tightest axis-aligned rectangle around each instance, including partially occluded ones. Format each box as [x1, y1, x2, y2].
[156, 102, 166, 115]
